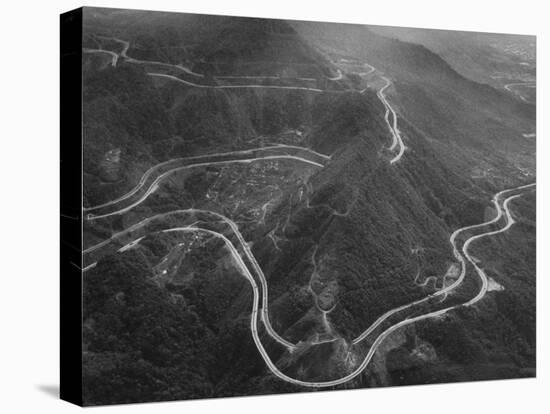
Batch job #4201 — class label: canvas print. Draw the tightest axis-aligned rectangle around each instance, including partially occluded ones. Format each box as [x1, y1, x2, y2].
[78, 7, 536, 405]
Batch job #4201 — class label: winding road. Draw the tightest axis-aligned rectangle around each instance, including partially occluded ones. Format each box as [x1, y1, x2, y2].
[83, 152, 535, 386]
[85, 145, 330, 219]
[356, 67, 405, 163]
[94, 37, 343, 93]
[83, 48, 118, 67]
[81, 36, 535, 387]
[88, 37, 407, 165]
[375, 76, 406, 164]
[149, 72, 326, 93]
[84, 209, 296, 349]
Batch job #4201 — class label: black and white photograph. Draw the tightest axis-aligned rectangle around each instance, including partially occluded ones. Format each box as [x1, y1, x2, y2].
[71, 6, 537, 405]
[2, 0, 548, 413]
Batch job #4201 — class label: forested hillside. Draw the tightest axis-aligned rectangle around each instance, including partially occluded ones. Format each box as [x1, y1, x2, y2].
[80, 7, 536, 405]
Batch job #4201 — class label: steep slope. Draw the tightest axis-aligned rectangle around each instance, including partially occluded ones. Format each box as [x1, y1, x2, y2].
[81, 8, 536, 403]
[293, 21, 535, 178]
[369, 26, 536, 89]
[82, 12, 347, 208]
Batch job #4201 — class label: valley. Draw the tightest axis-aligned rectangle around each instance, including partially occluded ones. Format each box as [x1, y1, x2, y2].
[80, 8, 536, 405]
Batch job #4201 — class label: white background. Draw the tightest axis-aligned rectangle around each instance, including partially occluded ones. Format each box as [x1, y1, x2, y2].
[0, 0, 547, 412]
